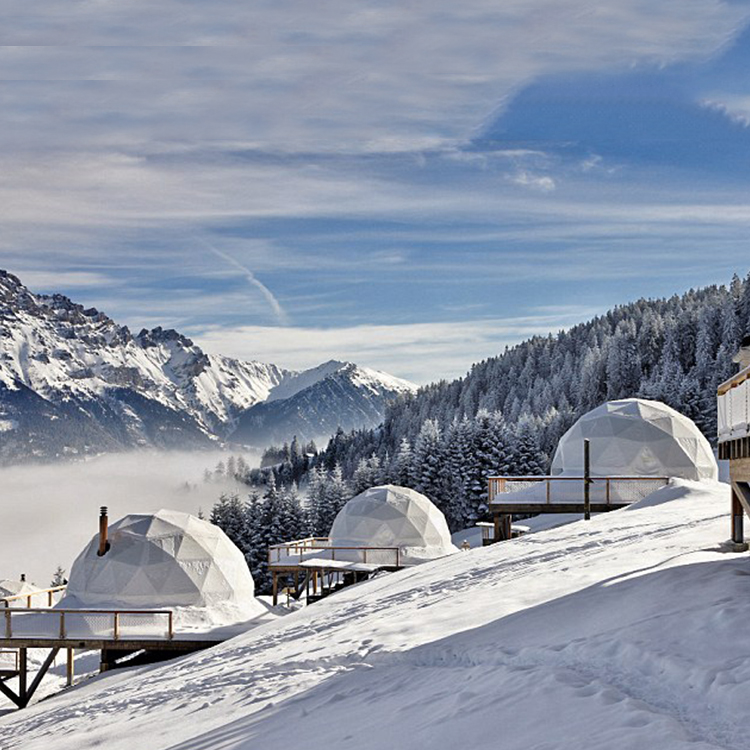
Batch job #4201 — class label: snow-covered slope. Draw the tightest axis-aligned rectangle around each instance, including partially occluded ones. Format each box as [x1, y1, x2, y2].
[3, 480, 747, 750]
[0, 271, 416, 462]
[230, 360, 416, 446]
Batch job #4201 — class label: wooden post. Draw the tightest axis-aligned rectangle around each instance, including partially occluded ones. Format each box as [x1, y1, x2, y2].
[66, 648, 74, 687]
[732, 486, 746, 548]
[4, 609, 10, 638]
[272, 572, 278, 606]
[583, 439, 591, 521]
[18, 648, 27, 699]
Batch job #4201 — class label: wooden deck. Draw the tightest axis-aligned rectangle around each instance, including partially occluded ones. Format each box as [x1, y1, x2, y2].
[0, 606, 224, 710]
[486, 475, 670, 543]
[268, 538, 403, 605]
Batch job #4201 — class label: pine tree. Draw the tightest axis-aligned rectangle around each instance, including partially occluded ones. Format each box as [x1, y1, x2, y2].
[412, 419, 444, 507]
[50, 565, 66, 587]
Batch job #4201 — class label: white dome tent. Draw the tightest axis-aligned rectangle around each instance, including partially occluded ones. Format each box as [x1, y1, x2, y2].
[0, 579, 37, 601]
[551, 398, 718, 482]
[61, 509, 262, 625]
[329, 485, 459, 565]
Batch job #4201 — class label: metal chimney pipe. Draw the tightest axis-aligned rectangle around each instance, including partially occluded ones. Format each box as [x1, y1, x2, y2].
[97, 506, 110, 557]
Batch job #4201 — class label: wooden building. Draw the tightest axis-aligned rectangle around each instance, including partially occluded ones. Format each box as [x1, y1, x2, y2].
[717, 335, 750, 551]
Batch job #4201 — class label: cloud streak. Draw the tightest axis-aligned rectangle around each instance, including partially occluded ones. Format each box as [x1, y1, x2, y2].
[202, 243, 289, 326]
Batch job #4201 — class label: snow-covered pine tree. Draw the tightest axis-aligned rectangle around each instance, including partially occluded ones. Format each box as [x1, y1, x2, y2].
[391, 437, 416, 487]
[50, 565, 66, 587]
[510, 416, 546, 476]
[412, 418, 444, 508]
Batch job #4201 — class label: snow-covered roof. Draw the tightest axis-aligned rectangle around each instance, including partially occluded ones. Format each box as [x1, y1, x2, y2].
[0, 579, 38, 599]
[329, 485, 458, 564]
[61, 510, 262, 621]
[551, 398, 718, 482]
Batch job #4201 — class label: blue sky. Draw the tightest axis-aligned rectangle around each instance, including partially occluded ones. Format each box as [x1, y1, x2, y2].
[3, 1, 750, 383]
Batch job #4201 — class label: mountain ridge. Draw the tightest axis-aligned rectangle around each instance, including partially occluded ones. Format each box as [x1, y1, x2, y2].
[0, 270, 416, 463]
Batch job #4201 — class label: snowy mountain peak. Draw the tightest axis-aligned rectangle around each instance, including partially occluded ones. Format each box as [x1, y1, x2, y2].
[0, 271, 416, 462]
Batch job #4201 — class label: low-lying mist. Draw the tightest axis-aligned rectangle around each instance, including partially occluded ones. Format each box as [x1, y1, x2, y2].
[0, 450, 260, 587]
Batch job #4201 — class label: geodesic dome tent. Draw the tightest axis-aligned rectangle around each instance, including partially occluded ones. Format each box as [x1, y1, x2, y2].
[0, 579, 37, 600]
[551, 398, 718, 482]
[62, 509, 261, 618]
[329, 485, 459, 565]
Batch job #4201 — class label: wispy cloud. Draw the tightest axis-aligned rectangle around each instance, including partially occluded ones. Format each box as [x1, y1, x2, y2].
[202, 243, 289, 325]
[190, 309, 602, 383]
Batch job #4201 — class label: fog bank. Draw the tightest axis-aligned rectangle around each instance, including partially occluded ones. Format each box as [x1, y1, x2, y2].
[0, 450, 258, 587]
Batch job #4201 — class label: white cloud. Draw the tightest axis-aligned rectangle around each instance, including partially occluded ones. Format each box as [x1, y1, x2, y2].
[509, 171, 557, 192]
[701, 96, 750, 127]
[190, 309, 601, 383]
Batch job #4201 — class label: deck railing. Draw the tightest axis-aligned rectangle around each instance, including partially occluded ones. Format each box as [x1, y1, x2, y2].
[718, 365, 750, 444]
[1, 586, 66, 609]
[488, 475, 670, 505]
[268, 539, 401, 568]
[2, 608, 174, 641]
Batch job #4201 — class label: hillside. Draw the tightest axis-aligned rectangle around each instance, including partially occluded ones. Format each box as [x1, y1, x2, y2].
[2, 480, 747, 749]
[286, 274, 750, 530]
[0, 271, 416, 463]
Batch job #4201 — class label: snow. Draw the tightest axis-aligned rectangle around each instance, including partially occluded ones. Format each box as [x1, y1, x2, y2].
[3, 480, 748, 750]
[265, 360, 416, 404]
[0, 277, 416, 448]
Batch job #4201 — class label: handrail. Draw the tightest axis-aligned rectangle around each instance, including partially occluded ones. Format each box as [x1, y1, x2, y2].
[487, 475, 671, 481]
[718, 364, 750, 396]
[268, 537, 330, 549]
[488, 475, 670, 505]
[268, 541, 401, 567]
[1, 585, 67, 609]
[2, 608, 174, 641]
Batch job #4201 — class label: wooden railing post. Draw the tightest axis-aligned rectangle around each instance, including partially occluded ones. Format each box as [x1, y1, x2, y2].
[583, 439, 591, 521]
[5, 609, 11, 638]
[59, 612, 66, 639]
[113, 612, 120, 641]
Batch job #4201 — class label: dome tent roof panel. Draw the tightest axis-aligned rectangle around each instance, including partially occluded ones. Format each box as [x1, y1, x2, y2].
[551, 398, 717, 481]
[61, 509, 261, 619]
[329, 485, 458, 565]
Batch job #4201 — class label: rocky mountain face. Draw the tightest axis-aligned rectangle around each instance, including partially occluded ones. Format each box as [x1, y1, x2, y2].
[0, 271, 416, 464]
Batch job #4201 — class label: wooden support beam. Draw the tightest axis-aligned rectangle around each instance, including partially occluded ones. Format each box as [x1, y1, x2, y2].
[0, 647, 59, 709]
[18, 648, 27, 698]
[24, 648, 59, 706]
[272, 571, 278, 606]
[66, 648, 74, 687]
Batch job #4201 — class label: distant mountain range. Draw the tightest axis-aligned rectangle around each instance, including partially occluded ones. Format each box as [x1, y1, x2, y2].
[0, 271, 416, 464]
